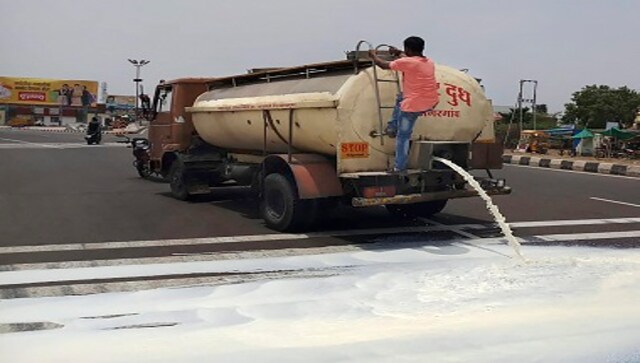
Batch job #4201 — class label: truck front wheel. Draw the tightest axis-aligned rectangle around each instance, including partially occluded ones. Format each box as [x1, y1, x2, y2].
[386, 199, 448, 219]
[169, 161, 190, 201]
[261, 173, 316, 232]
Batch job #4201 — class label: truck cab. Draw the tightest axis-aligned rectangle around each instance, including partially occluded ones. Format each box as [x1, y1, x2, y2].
[147, 78, 215, 177]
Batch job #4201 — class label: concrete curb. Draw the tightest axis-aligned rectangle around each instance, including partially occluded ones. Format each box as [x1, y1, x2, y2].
[503, 154, 639, 178]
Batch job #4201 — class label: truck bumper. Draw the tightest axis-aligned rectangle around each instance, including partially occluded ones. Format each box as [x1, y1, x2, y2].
[351, 186, 512, 207]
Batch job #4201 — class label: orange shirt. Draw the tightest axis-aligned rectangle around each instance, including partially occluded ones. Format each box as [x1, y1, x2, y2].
[390, 56, 439, 112]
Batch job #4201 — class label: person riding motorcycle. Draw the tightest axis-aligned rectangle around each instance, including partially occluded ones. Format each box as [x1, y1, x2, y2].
[85, 117, 103, 145]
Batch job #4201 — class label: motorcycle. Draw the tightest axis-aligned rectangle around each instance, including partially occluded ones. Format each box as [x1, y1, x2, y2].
[623, 148, 640, 160]
[130, 137, 153, 178]
[84, 122, 102, 145]
[115, 135, 158, 179]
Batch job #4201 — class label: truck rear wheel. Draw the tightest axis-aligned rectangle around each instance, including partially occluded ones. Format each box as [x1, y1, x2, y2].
[169, 161, 191, 201]
[261, 173, 317, 232]
[386, 199, 448, 219]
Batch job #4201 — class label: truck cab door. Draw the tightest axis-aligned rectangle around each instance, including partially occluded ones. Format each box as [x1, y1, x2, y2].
[148, 85, 175, 161]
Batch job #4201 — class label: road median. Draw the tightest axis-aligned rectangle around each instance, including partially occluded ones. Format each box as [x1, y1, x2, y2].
[503, 154, 640, 177]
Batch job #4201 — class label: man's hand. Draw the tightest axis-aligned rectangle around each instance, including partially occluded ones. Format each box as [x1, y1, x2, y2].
[388, 46, 401, 56]
[388, 46, 405, 58]
[368, 49, 391, 70]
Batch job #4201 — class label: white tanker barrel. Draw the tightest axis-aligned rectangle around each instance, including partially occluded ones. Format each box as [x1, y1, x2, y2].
[188, 61, 493, 173]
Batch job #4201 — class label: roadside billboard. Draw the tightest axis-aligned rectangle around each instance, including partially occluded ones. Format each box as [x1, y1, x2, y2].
[0, 77, 98, 106]
[106, 95, 136, 108]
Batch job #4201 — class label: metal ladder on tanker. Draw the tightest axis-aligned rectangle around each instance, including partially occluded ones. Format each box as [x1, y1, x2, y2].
[353, 40, 402, 146]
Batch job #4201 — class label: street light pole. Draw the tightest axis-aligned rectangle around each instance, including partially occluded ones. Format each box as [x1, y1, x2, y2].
[128, 59, 150, 124]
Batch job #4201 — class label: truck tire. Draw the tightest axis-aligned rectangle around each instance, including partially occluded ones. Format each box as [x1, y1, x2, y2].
[261, 173, 316, 232]
[169, 160, 190, 201]
[386, 199, 448, 219]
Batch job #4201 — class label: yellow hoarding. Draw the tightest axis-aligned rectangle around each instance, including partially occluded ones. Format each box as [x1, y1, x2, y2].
[0, 77, 98, 106]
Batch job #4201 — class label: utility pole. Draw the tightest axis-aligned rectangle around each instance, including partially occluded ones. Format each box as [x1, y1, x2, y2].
[127, 59, 150, 124]
[518, 79, 538, 130]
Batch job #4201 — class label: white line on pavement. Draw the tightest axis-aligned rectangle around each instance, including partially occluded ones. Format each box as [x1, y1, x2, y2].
[420, 218, 481, 239]
[0, 142, 124, 149]
[505, 164, 640, 180]
[0, 225, 452, 254]
[531, 230, 640, 242]
[590, 197, 640, 209]
[1, 245, 365, 272]
[478, 230, 640, 245]
[2, 229, 640, 286]
[509, 217, 640, 228]
[2, 217, 640, 255]
[0, 137, 64, 149]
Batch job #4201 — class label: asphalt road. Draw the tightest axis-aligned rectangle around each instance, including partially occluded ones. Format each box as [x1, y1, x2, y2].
[1, 128, 638, 298]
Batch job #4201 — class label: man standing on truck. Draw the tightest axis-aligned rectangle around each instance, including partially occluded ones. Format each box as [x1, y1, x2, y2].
[369, 36, 439, 172]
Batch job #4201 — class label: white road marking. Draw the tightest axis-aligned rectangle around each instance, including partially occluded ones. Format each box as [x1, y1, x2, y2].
[530, 230, 640, 242]
[480, 230, 640, 245]
[505, 163, 640, 180]
[2, 245, 364, 272]
[0, 137, 64, 149]
[2, 217, 640, 255]
[0, 225, 454, 254]
[590, 197, 640, 209]
[420, 217, 481, 239]
[509, 217, 640, 228]
[0, 142, 124, 149]
[2, 229, 640, 287]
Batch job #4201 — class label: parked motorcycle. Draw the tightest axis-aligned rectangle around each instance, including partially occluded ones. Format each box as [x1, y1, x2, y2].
[623, 148, 640, 160]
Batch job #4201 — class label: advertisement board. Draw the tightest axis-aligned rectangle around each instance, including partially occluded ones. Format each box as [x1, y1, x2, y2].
[0, 77, 98, 106]
[106, 95, 136, 108]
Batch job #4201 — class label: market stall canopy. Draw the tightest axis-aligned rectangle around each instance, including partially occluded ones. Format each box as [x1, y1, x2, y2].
[571, 129, 594, 139]
[599, 128, 636, 140]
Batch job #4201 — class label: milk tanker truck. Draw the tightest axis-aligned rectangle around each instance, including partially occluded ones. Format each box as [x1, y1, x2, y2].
[135, 47, 509, 231]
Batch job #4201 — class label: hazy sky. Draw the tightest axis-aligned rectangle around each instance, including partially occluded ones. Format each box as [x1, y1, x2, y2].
[2, 0, 638, 112]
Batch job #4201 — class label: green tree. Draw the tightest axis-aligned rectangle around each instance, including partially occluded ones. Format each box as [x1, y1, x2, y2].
[562, 85, 640, 128]
[535, 104, 548, 114]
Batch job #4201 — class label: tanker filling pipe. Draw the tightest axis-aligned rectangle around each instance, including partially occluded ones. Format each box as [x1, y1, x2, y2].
[353, 40, 374, 73]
